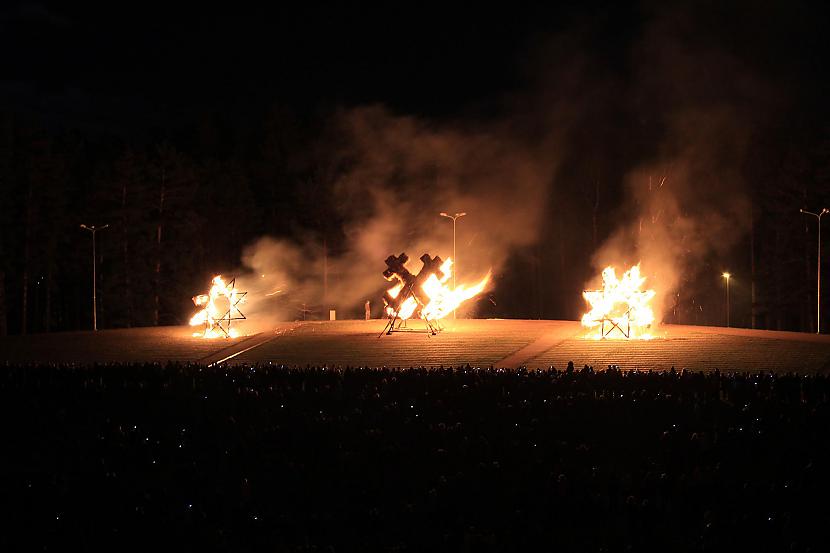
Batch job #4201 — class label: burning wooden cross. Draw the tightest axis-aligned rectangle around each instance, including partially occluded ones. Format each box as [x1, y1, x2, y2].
[381, 252, 446, 336]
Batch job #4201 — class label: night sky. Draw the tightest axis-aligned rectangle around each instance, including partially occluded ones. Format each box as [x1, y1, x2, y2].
[1, 1, 829, 334]
[3, 3, 827, 126]
[0, 3, 664, 129]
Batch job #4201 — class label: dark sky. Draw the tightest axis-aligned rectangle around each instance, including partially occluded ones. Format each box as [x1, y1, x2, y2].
[0, 2, 647, 131]
[3, 2, 829, 134]
[3, 1, 829, 138]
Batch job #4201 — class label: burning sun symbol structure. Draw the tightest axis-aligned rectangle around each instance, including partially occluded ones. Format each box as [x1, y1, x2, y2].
[189, 275, 247, 338]
[581, 264, 655, 339]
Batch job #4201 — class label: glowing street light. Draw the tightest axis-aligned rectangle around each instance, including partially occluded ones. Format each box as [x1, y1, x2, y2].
[439, 212, 466, 319]
[722, 272, 731, 328]
[80, 224, 108, 331]
[800, 208, 828, 334]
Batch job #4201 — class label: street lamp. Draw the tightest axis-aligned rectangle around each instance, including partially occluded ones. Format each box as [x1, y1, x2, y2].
[80, 224, 108, 331]
[439, 211, 466, 318]
[722, 272, 731, 328]
[800, 208, 828, 334]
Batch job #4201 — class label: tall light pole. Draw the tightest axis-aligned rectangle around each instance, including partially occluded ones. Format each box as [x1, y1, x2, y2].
[800, 208, 828, 334]
[722, 272, 731, 328]
[439, 211, 466, 318]
[80, 224, 108, 331]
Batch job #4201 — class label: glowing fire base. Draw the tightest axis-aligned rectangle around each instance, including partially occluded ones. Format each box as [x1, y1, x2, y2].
[381, 278, 445, 337]
[384, 314, 445, 336]
[590, 310, 639, 339]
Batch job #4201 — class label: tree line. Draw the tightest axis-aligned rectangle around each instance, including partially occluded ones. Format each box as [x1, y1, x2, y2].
[0, 109, 827, 335]
[0, 108, 344, 335]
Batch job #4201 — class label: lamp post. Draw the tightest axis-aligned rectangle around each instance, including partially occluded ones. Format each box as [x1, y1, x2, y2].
[439, 211, 466, 318]
[722, 272, 731, 328]
[80, 224, 108, 331]
[800, 208, 828, 334]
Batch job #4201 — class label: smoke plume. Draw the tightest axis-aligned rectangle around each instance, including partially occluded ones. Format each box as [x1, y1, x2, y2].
[590, 111, 753, 324]
[230, 3, 777, 329]
[235, 105, 559, 326]
[587, 3, 770, 325]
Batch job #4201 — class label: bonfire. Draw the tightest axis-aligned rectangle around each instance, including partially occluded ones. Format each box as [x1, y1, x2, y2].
[382, 253, 490, 335]
[189, 275, 247, 338]
[582, 264, 655, 339]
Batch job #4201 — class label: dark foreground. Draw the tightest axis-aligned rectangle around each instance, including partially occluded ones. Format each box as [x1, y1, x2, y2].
[2, 363, 829, 552]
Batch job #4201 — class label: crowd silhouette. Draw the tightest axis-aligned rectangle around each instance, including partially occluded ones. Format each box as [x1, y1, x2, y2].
[2, 362, 828, 552]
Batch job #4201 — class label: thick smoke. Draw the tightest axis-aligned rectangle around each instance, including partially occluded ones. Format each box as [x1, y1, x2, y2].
[231, 3, 776, 329]
[235, 105, 558, 327]
[590, 109, 752, 323]
[587, 3, 768, 325]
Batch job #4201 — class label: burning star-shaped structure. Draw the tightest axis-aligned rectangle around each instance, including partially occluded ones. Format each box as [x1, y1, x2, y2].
[582, 264, 655, 339]
[380, 252, 490, 336]
[189, 275, 247, 338]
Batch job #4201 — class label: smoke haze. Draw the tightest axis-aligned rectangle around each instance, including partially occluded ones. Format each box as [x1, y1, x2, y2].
[230, 3, 784, 329]
[235, 105, 560, 328]
[590, 111, 753, 324]
[587, 4, 771, 325]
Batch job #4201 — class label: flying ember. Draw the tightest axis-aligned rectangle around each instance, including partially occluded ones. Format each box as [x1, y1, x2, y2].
[381, 252, 490, 335]
[581, 264, 655, 339]
[189, 275, 247, 338]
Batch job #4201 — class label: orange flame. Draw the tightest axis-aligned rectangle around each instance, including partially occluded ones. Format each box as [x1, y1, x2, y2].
[386, 258, 490, 320]
[189, 275, 244, 338]
[581, 264, 655, 339]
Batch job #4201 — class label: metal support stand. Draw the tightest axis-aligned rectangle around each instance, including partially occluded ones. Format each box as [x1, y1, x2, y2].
[598, 308, 632, 339]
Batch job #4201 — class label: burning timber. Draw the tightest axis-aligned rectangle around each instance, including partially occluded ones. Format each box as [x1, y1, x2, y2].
[189, 276, 248, 338]
[582, 264, 655, 340]
[380, 252, 490, 336]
